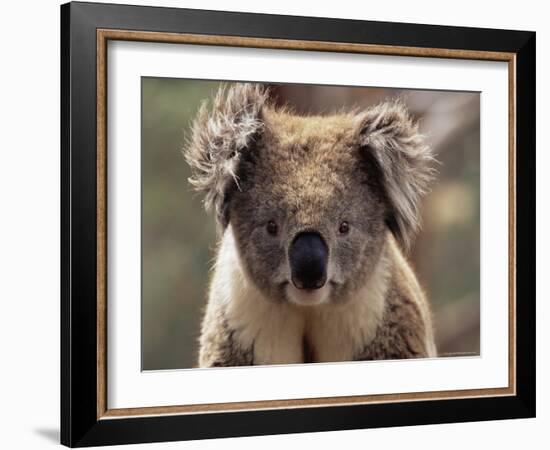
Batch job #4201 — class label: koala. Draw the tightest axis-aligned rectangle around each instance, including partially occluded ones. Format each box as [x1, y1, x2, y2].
[185, 83, 437, 367]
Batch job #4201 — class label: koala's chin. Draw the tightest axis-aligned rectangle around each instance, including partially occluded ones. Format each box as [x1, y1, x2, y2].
[285, 283, 332, 306]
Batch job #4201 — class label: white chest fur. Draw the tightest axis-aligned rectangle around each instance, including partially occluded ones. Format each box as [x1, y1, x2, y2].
[213, 228, 389, 365]
[305, 277, 387, 362]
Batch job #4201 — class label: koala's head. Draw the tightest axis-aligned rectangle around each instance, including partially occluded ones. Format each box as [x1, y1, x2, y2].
[186, 84, 434, 306]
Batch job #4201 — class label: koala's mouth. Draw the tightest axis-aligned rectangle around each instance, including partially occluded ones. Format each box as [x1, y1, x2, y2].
[285, 283, 331, 306]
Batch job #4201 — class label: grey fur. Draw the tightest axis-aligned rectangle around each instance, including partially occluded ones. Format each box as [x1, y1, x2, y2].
[198, 305, 254, 367]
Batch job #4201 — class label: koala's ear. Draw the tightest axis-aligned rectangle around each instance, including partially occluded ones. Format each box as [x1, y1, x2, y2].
[185, 83, 268, 227]
[355, 101, 435, 250]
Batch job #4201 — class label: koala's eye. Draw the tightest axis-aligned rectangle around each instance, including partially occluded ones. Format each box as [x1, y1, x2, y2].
[339, 221, 350, 234]
[266, 220, 278, 236]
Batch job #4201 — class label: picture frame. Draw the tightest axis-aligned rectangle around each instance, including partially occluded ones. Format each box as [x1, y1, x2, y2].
[60, 1, 536, 447]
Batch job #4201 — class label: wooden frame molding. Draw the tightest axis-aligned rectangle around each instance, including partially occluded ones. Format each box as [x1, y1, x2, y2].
[95, 29, 517, 421]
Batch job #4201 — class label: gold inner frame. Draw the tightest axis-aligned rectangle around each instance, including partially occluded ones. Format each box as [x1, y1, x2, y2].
[96, 29, 517, 420]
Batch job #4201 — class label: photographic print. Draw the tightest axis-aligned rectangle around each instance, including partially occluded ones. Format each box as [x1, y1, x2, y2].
[141, 79, 481, 370]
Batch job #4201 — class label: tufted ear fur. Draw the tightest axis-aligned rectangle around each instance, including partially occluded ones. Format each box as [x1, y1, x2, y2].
[356, 100, 435, 250]
[185, 83, 268, 227]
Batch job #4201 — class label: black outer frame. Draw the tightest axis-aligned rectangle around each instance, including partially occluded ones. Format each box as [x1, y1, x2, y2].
[60, 1, 536, 447]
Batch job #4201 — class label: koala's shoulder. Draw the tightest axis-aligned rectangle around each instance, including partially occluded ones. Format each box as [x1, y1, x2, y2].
[198, 299, 254, 367]
[356, 239, 435, 360]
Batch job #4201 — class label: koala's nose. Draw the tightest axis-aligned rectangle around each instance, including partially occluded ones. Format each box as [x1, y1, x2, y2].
[289, 232, 328, 290]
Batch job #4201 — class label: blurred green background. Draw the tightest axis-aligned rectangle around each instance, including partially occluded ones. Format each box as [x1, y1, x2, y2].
[141, 78, 480, 370]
